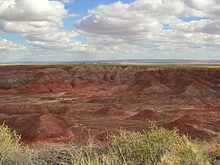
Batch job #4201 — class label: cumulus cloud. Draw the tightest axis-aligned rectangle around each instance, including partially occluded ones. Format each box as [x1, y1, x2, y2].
[75, 0, 186, 36]
[0, 0, 220, 61]
[0, 0, 67, 33]
[74, 0, 220, 59]
[0, 38, 26, 52]
[25, 31, 95, 53]
[76, 0, 220, 35]
[200, 21, 220, 34]
[0, 0, 91, 58]
[60, 0, 74, 3]
[184, 0, 220, 18]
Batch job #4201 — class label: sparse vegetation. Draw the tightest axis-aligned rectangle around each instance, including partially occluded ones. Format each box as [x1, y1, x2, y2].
[0, 123, 33, 164]
[106, 126, 210, 165]
[0, 65, 220, 164]
[202, 140, 220, 165]
[0, 124, 218, 165]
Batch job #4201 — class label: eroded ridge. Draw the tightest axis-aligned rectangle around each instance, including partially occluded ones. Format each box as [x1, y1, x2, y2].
[0, 65, 219, 145]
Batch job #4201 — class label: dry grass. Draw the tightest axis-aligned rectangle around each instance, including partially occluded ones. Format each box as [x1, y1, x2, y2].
[0, 124, 217, 165]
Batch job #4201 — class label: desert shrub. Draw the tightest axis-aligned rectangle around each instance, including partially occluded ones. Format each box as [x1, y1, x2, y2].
[159, 136, 210, 165]
[32, 146, 73, 165]
[0, 124, 35, 165]
[0, 124, 21, 163]
[106, 127, 180, 164]
[32, 142, 102, 165]
[0, 146, 34, 165]
[67, 144, 101, 165]
[202, 140, 220, 165]
[106, 126, 211, 165]
[0, 124, 212, 165]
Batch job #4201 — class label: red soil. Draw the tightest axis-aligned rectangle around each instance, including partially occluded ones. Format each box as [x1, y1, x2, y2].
[0, 65, 220, 145]
[129, 110, 164, 121]
[163, 115, 210, 139]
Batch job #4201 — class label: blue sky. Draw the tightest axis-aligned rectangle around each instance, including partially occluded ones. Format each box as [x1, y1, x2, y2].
[65, 0, 134, 14]
[3, 0, 133, 45]
[0, 0, 219, 62]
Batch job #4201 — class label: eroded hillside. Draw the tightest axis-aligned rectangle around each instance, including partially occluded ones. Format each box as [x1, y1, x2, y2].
[0, 65, 219, 145]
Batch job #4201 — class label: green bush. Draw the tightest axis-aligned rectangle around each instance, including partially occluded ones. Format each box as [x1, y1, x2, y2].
[0, 123, 20, 163]
[106, 127, 210, 165]
[202, 140, 220, 165]
[0, 124, 34, 164]
[32, 146, 73, 165]
[159, 136, 210, 165]
[0, 124, 213, 165]
[106, 127, 177, 164]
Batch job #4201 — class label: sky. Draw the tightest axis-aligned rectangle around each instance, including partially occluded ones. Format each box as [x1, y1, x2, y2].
[0, 0, 220, 62]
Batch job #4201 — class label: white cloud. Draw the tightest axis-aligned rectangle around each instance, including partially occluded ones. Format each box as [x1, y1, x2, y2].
[200, 21, 220, 34]
[0, 0, 67, 33]
[60, 0, 74, 3]
[74, 0, 220, 59]
[76, 0, 220, 36]
[174, 19, 220, 35]
[25, 31, 95, 53]
[183, 0, 220, 18]
[0, 0, 91, 59]
[0, 0, 220, 61]
[75, 0, 187, 36]
[0, 38, 26, 52]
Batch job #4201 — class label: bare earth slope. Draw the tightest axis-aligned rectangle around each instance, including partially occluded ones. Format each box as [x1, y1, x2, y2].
[0, 65, 219, 145]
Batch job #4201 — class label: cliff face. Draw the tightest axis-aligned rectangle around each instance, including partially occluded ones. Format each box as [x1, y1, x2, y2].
[0, 65, 220, 144]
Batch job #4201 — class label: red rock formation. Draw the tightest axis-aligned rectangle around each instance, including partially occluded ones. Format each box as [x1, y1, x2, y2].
[129, 110, 163, 121]
[0, 65, 219, 144]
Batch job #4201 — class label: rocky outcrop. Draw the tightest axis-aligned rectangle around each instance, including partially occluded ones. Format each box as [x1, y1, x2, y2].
[0, 65, 220, 144]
